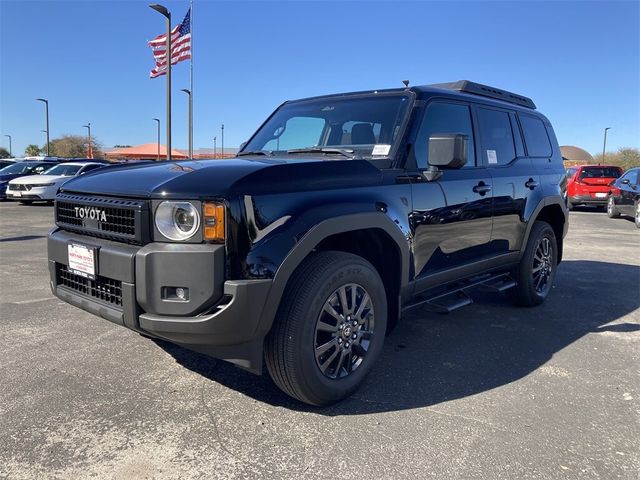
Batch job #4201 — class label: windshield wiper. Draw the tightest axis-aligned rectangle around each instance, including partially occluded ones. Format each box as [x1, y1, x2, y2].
[286, 147, 358, 159]
[236, 150, 272, 157]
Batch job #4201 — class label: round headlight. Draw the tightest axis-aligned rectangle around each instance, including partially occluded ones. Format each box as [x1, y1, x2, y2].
[155, 201, 200, 241]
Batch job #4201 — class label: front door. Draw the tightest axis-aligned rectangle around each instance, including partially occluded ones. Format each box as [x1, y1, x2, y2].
[408, 101, 493, 287]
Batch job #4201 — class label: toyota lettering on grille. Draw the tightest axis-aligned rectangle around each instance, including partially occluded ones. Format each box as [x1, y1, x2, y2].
[74, 206, 107, 222]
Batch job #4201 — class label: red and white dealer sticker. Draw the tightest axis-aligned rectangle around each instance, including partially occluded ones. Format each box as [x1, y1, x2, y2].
[68, 244, 96, 279]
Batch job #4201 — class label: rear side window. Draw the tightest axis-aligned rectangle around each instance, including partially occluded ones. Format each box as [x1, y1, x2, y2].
[519, 114, 552, 157]
[579, 167, 622, 179]
[477, 108, 515, 166]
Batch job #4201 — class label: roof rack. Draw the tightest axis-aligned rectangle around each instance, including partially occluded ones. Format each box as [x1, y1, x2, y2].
[430, 80, 536, 109]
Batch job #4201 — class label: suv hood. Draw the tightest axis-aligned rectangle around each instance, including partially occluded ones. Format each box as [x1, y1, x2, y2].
[59, 157, 384, 199]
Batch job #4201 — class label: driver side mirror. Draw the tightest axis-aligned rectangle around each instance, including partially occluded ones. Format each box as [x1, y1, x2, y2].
[427, 133, 468, 169]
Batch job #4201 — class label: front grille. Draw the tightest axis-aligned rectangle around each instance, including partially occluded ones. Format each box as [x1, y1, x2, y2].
[9, 184, 29, 191]
[56, 263, 123, 307]
[55, 193, 149, 244]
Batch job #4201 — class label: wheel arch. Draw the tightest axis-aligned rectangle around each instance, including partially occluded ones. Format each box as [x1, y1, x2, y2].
[522, 197, 568, 264]
[255, 212, 410, 337]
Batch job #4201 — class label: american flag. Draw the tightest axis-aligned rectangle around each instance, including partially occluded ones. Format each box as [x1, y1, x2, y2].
[148, 9, 191, 79]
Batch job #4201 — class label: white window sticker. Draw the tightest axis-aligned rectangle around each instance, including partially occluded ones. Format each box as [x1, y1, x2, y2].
[487, 149, 498, 164]
[372, 144, 391, 156]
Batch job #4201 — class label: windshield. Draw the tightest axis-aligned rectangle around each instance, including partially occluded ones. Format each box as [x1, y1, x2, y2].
[579, 167, 622, 179]
[43, 164, 83, 176]
[0, 162, 53, 175]
[242, 94, 412, 157]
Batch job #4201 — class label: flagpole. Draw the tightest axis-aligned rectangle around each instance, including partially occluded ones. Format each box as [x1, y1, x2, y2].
[189, 0, 193, 159]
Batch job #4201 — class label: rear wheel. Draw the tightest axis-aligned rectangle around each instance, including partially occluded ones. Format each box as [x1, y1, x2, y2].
[265, 251, 387, 406]
[567, 201, 575, 211]
[510, 221, 557, 307]
[607, 196, 620, 218]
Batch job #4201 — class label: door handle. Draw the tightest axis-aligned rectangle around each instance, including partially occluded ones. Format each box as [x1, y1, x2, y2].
[473, 182, 492, 195]
[525, 178, 539, 190]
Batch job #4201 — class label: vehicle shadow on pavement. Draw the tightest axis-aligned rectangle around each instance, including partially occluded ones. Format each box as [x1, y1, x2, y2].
[153, 260, 640, 414]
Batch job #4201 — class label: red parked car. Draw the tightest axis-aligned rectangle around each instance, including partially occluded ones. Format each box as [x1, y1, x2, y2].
[566, 165, 623, 210]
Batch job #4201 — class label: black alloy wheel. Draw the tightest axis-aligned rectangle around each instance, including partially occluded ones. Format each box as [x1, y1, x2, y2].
[314, 283, 375, 380]
[510, 221, 558, 307]
[265, 251, 387, 406]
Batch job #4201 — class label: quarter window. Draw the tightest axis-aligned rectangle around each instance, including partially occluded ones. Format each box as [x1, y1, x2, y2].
[477, 108, 516, 166]
[520, 114, 552, 157]
[414, 102, 475, 169]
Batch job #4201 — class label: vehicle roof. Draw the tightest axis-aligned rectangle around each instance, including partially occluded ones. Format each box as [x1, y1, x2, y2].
[284, 80, 546, 118]
[572, 164, 623, 169]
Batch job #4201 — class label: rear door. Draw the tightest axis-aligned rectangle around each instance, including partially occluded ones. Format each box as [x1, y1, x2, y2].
[476, 106, 538, 256]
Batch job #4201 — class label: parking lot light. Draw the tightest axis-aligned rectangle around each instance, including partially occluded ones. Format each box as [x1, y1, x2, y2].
[180, 89, 193, 159]
[602, 127, 611, 165]
[82, 123, 92, 159]
[3, 134, 11, 157]
[153, 118, 161, 161]
[149, 4, 172, 161]
[35, 98, 50, 156]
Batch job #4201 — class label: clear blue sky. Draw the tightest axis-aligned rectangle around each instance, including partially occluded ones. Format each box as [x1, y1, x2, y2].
[1, 0, 638, 156]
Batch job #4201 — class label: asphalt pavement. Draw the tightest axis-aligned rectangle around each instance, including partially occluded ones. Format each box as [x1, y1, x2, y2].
[0, 202, 638, 479]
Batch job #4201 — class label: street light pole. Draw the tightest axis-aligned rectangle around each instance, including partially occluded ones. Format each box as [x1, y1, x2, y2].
[3, 135, 11, 157]
[36, 98, 49, 156]
[213, 136, 216, 158]
[221, 123, 224, 157]
[180, 88, 193, 159]
[602, 127, 611, 165]
[153, 118, 161, 161]
[82, 123, 92, 158]
[150, 4, 172, 161]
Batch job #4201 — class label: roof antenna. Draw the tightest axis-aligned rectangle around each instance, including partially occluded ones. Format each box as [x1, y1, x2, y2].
[402, 79, 410, 89]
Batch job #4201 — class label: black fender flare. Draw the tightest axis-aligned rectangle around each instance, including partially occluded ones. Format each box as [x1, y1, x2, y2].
[519, 195, 568, 262]
[254, 211, 411, 338]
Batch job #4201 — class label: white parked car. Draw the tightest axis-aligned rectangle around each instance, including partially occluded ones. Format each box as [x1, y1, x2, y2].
[6, 162, 107, 204]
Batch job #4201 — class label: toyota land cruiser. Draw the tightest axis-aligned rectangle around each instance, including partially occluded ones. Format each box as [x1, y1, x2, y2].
[47, 80, 568, 406]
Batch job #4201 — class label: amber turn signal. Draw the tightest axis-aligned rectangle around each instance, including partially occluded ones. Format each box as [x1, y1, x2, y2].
[203, 202, 225, 242]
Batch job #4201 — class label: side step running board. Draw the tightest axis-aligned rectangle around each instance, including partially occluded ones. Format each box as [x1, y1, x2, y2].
[403, 273, 516, 314]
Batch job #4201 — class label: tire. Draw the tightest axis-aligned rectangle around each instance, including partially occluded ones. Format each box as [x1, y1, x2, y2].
[607, 196, 620, 218]
[510, 221, 558, 307]
[18, 200, 33, 205]
[265, 251, 387, 406]
[635, 201, 640, 229]
[567, 201, 575, 211]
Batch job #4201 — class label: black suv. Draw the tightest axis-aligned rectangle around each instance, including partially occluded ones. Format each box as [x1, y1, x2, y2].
[47, 81, 568, 406]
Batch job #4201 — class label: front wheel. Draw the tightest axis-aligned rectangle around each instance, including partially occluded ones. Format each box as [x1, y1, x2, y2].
[265, 251, 387, 406]
[607, 196, 620, 218]
[510, 221, 558, 307]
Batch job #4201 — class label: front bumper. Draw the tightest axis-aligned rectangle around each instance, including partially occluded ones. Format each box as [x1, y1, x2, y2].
[6, 185, 55, 201]
[48, 228, 272, 372]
